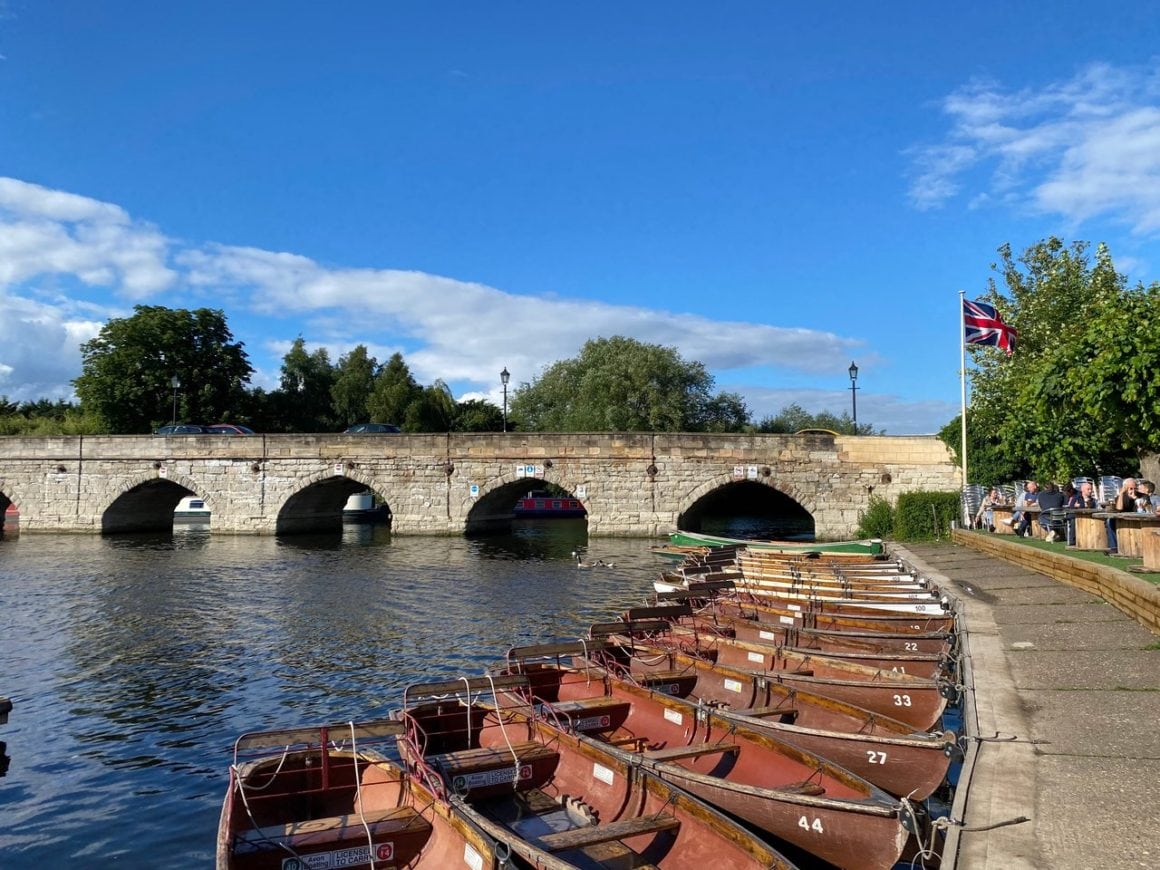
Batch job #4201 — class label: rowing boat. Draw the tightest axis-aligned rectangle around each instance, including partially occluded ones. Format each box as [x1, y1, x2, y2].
[500, 644, 911, 870]
[217, 718, 499, 870]
[670, 530, 884, 556]
[395, 674, 796, 870]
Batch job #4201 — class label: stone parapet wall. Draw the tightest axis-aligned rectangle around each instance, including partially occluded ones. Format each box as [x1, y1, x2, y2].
[953, 529, 1160, 634]
[0, 433, 960, 537]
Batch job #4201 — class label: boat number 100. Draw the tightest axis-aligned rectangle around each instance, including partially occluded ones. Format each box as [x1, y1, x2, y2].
[798, 816, 824, 834]
[892, 694, 912, 707]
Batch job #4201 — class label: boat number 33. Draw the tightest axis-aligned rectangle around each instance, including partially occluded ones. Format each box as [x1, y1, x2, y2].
[892, 694, 912, 707]
[798, 816, 825, 834]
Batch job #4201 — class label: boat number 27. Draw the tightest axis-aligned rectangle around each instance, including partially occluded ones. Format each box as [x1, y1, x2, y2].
[798, 816, 824, 834]
[892, 694, 912, 707]
[866, 750, 888, 764]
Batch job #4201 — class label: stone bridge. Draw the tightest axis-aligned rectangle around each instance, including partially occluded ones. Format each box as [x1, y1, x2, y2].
[0, 432, 958, 537]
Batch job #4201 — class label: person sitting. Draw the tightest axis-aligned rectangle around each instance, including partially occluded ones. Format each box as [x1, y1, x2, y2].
[1012, 481, 1040, 537]
[1036, 483, 1066, 541]
[975, 486, 1005, 531]
[1066, 481, 1098, 545]
[1135, 480, 1156, 513]
[1105, 477, 1141, 555]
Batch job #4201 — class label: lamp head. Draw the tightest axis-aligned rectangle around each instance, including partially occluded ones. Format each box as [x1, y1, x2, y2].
[500, 367, 510, 386]
[848, 361, 858, 382]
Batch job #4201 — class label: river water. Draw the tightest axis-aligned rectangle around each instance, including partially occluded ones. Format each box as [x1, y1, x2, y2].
[0, 521, 666, 867]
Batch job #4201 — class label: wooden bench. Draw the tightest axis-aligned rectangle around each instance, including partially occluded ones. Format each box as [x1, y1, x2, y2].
[428, 741, 559, 796]
[546, 697, 631, 733]
[233, 805, 431, 853]
[642, 742, 741, 762]
[538, 814, 681, 852]
[730, 705, 798, 721]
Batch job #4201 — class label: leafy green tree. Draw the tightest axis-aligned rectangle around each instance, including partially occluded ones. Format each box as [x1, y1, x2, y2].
[453, 398, 505, 432]
[510, 336, 751, 432]
[937, 414, 1026, 487]
[405, 380, 457, 432]
[367, 352, 421, 427]
[276, 337, 336, 432]
[331, 345, 379, 427]
[963, 239, 1149, 482]
[757, 403, 880, 435]
[74, 306, 252, 433]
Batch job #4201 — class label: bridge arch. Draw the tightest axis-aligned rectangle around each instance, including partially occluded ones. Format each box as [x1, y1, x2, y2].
[677, 475, 817, 538]
[102, 471, 208, 534]
[0, 484, 23, 532]
[275, 469, 394, 535]
[465, 472, 588, 535]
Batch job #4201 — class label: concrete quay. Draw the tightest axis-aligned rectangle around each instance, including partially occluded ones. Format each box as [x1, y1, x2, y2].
[898, 541, 1160, 870]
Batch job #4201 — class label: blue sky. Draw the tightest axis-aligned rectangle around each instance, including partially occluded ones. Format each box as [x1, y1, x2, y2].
[2, 2, 1159, 433]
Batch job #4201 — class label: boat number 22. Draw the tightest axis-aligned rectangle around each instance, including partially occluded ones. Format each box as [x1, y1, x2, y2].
[892, 693, 912, 707]
[798, 816, 824, 834]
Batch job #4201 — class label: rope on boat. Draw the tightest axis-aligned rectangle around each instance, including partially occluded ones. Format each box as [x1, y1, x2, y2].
[967, 731, 1052, 746]
[483, 671, 523, 791]
[901, 794, 1032, 870]
[231, 759, 303, 861]
[348, 721, 378, 870]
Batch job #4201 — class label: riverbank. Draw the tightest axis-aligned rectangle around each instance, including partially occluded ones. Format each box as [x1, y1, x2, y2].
[898, 540, 1160, 870]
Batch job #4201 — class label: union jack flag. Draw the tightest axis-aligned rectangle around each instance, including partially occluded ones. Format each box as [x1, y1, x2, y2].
[963, 299, 1017, 355]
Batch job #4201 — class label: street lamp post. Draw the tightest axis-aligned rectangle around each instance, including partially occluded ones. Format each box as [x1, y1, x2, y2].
[500, 367, 510, 432]
[170, 375, 180, 426]
[848, 361, 859, 436]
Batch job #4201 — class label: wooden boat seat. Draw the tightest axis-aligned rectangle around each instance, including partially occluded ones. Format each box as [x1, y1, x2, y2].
[731, 705, 798, 721]
[428, 741, 559, 796]
[642, 742, 741, 762]
[538, 813, 681, 852]
[233, 805, 431, 854]
[547, 697, 632, 733]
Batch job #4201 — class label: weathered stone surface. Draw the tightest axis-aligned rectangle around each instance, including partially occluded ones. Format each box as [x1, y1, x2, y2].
[0, 432, 959, 536]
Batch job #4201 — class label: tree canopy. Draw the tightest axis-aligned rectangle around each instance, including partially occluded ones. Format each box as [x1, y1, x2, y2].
[757, 403, 881, 435]
[509, 336, 751, 432]
[73, 306, 252, 433]
[946, 238, 1157, 483]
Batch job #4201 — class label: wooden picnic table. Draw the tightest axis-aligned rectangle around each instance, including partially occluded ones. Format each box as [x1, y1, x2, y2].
[1101, 512, 1160, 558]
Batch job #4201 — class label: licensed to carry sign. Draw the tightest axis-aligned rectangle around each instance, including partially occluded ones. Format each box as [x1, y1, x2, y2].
[453, 763, 532, 791]
[282, 841, 394, 869]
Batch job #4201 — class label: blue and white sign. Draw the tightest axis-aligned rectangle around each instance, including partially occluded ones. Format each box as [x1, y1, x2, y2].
[469, 483, 479, 498]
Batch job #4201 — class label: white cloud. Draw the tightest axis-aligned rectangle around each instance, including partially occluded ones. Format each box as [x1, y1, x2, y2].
[0, 177, 889, 425]
[0, 178, 177, 297]
[908, 62, 1160, 235]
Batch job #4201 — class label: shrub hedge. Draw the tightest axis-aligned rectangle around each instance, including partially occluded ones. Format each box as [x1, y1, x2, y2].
[893, 491, 960, 541]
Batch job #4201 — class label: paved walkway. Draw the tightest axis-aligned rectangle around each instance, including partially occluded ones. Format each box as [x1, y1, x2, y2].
[900, 543, 1160, 870]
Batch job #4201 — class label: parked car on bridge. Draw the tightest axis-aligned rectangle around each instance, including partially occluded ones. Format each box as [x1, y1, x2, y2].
[343, 422, 401, 433]
[154, 424, 211, 435]
[205, 423, 255, 435]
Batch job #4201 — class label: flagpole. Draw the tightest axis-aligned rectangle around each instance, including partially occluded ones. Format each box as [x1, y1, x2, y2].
[959, 290, 968, 491]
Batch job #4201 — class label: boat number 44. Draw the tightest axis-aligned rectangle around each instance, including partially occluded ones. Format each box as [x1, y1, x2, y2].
[798, 816, 825, 834]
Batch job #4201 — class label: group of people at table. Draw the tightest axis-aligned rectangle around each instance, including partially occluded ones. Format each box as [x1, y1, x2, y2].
[975, 477, 1160, 554]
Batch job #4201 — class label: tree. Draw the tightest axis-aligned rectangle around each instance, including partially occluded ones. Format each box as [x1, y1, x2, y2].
[961, 239, 1151, 482]
[405, 380, 457, 432]
[331, 345, 379, 427]
[510, 336, 751, 432]
[757, 403, 881, 435]
[453, 398, 505, 432]
[74, 306, 252, 433]
[367, 352, 421, 427]
[276, 337, 336, 432]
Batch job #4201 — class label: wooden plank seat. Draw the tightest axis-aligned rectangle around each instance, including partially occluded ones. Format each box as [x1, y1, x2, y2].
[538, 813, 681, 852]
[632, 669, 699, 697]
[233, 805, 431, 853]
[545, 697, 632, 733]
[729, 705, 798, 721]
[428, 741, 559, 796]
[642, 742, 741, 762]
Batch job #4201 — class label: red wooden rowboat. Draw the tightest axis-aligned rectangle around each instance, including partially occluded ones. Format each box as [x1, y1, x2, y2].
[395, 674, 795, 870]
[578, 640, 958, 800]
[499, 644, 912, 870]
[217, 718, 499, 870]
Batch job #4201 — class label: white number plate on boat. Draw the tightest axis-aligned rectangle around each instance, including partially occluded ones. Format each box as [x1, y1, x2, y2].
[282, 841, 394, 869]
